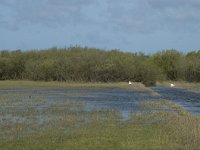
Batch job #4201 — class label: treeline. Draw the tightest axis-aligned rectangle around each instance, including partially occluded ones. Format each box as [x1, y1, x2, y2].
[0, 47, 200, 86]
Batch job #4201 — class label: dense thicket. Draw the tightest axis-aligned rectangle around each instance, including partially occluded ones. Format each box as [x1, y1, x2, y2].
[0, 47, 199, 86]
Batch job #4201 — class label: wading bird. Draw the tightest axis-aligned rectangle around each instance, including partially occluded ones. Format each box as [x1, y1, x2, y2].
[170, 83, 175, 87]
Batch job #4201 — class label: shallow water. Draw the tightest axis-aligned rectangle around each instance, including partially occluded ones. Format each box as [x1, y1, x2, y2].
[0, 86, 199, 126]
[0, 88, 157, 110]
[152, 86, 200, 115]
[0, 88, 160, 123]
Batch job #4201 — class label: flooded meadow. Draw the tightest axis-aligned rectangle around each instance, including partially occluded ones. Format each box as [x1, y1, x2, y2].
[0, 83, 200, 149]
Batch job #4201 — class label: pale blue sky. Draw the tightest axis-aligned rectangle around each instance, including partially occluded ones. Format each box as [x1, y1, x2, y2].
[0, 0, 200, 53]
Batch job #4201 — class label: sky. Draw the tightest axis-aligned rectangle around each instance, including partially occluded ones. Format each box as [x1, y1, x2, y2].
[0, 0, 200, 53]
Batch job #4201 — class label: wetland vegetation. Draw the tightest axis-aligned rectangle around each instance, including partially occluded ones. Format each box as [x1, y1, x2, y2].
[0, 47, 200, 149]
[0, 81, 200, 149]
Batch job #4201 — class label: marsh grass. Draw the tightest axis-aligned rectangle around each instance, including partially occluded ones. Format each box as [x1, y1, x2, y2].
[1, 98, 200, 149]
[1, 110, 200, 149]
[148, 88, 161, 97]
[139, 100, 192, 116]
[0, 80, 147, 91]
[0, 84, 200, 149]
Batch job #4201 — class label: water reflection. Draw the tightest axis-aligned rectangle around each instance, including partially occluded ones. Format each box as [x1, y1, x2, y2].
[0, 86, 200, 125]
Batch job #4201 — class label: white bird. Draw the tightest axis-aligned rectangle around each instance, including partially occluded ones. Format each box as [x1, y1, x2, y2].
[170, 83, 175, 87]
[129, 81, 132, 85]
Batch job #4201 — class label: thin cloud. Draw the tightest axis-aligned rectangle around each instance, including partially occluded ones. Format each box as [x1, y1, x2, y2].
[0, 0, 199, 33]
[105, 0, 200, 33]
[0, 0, 94, 29]
[0, 0, 200, 52]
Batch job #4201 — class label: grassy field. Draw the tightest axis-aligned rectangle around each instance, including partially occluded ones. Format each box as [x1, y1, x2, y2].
[0, 81, 200, 149]
[0, 80, 147, 90]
